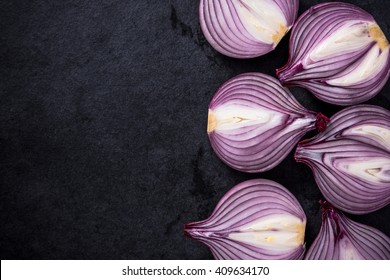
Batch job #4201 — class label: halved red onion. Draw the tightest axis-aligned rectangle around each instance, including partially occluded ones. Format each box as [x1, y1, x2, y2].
[295, 105, 390, 214]
[184, 179, 306, 260]
[305, 201, 390, 260]
[277, 2, 390, 105]
[208, 72, 325, 173]
[199, 0, 299, 58]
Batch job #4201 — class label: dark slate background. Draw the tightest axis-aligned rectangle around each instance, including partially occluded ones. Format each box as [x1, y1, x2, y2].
[1, 0, 389, 259]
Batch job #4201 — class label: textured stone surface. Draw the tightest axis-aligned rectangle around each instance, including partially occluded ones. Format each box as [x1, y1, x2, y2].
[1, 0, 389, 259]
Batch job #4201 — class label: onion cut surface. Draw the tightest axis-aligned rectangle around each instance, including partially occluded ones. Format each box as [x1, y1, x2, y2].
[277, 2, 390, 105]
[185, 179, 307, 260]
[305, 201, 390, 260]
[199, 0, 299, 58]
[208, 72, 322, 173]
[295, 105, 390, 214]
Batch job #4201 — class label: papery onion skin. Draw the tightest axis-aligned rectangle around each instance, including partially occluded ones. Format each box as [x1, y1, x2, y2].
[184, 179, 307, 260]
[295, 105, 390, 214]
[199, 0, 299, 58]
[208, 72, 321, 173]
[277, 2, 390, 105]
[305, 201, 390, 260]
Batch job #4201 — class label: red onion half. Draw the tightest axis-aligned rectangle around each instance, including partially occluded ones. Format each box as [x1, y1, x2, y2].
[277, 2, 390, 105]
[199, 0, 299, 58]
[295, 105, 390, 214]
[184, 179, 306, 260]
[208, 73, 325, 173]
[305, 201, 390, 260]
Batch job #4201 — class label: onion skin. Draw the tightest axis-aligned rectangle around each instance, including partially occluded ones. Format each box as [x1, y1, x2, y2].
[184, 179, 306, 260]
[277, 2, 390, 105]
[305, 201, 390, 260]
[295, 105, 390, 214]
[208, 73, 321, 173]
[199, 0, 299, 58]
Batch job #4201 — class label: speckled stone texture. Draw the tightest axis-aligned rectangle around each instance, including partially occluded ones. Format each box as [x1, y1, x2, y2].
[1, 0, 389, 259]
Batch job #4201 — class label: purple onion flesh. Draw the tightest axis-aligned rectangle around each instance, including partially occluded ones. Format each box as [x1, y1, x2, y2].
[277, 2, 390, 105]
[184, 179, 306, 260]
[305, 201, 390, 260]
[295, 105, 390, 214]
[199, 0, 299, 58]
[208, 72, 326, 173]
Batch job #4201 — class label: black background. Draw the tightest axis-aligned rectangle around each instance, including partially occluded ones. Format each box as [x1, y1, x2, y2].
[1, 0, 389, 259]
